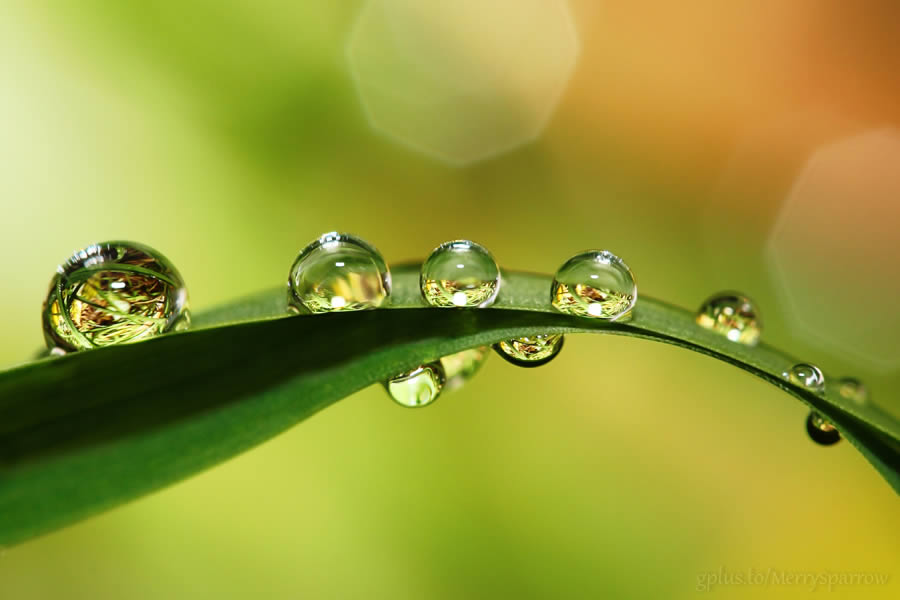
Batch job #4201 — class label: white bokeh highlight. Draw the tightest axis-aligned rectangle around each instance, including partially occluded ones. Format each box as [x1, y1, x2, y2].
[767, 129, 900, 370]
[347, 0, 578, 165]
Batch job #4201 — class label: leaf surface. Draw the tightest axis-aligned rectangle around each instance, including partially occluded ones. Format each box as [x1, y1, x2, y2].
[1, 266, 897, 545]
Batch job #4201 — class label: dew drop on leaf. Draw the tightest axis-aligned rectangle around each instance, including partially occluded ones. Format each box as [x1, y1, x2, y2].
[494, 334, 564, 367]
[806, 411, 841, 446]
[440, 346, 489, 392]
[695, 292, 761, 345]
[287, 232, 391, 314]
[384, 362, 446, 408]
[420, 240, 500, 308]
[551, 250, 636, 320]
[42, 241, 189, 353]
[837, 377, 868, 405]
[788, 363, 826, 394]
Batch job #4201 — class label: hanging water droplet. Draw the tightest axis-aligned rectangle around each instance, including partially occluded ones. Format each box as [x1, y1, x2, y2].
[695, 292, 761, 345]
[42, 241, 189, 352]
[384, 362, 446, 407]
[788, 363, 826, 394]
[494, 334, 564, 367]
[806, 411, 841, 446]
[837, 377, 868, 405]
[551, 250, 636, 320]
[420, 240, 500, 308]
[288, 232, 391, 314]
[440, 346, 489, 392]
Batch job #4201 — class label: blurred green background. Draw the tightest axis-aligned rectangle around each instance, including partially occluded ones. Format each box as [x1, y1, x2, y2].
[1, 1, 898, 598]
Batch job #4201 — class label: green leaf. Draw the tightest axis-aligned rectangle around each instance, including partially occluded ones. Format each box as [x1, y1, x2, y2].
[1, 266, 897, 546]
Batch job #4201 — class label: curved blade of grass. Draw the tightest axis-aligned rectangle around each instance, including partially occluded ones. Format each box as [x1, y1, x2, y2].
[1, 266, 897, 546]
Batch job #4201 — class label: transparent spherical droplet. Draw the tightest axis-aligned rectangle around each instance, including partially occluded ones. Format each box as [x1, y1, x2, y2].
[788, 363, 826, 394]
[42, 241, 189, 352]
[288, 232, 391, 314]
[837, 377, 868, 405]
[384, 362, 446, 408]
[806, 411, 841, 446]
[420, 240, 500, 308]
[551, 250, 636, 320]
[494, 334, 564, 368]
[695, 292, 761, 345]
[440, 346, 489, 392]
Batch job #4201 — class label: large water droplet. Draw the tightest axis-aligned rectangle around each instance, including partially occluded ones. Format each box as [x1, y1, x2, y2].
[788, 363, 826, 394]
[440, 346, 489, 392]
[494, 334, 564, 367]
[837, 377, 868, 405]
[551, 250, 636, 320]
[421, 240, 500, 308]
[384, 362, 446, 408]
[695, 292, 761, 345]
[806, 411, 841, 446]
[42, 241, 189, 353]
[288, 232, 390, 314]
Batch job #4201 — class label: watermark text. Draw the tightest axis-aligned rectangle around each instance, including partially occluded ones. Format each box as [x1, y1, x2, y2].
[696, 567, 891, 592]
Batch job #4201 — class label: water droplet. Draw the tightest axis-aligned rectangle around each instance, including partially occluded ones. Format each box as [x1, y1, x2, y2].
[288, 232, 391, 314]
[421, 240, 500, 308]
[788, 363, 826, 394]
[440, 346, 489, 392]
[42, 241, 189, 352]
[695, 292, 761, 345]
[494, 334, 564, 367]
[384, 362, 446, 407]
[837, 377, 868, 405]
[551, 250, 636, 320]
[806, 411, 841, 446]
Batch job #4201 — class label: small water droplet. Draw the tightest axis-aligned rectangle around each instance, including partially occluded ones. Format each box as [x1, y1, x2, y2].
[384, 362, 446, 407]
[494, 334, 564, 367]
[806, 411, 841, 446]
[837, 377, 868, 405]
[440, 346, 489, 392]
[788, 363, 826, 394]
[42, 241, 189, 352]
[288, 232, 391, 314]
[421, 240, 500, 308]
[551, 250, 636, 320]
[695, 292, 761, 345]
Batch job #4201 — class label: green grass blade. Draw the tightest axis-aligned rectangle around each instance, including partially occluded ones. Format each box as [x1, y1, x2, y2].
[1, 266, 897, 546]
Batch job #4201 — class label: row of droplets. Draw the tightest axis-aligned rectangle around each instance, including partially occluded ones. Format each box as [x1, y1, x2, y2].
[40, 235, 865, 445]
[697, 297, 868, 446]
[285, 233, 636, 409]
